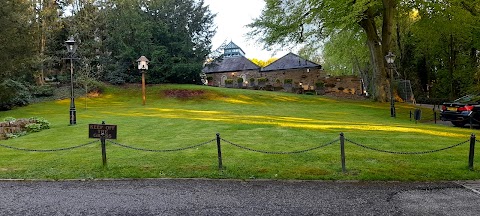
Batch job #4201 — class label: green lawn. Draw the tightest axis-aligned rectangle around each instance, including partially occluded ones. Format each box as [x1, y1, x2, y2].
[0, 84, 478, 181]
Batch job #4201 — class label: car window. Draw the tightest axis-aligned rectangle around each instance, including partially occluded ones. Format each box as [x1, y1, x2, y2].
[454, 94, 480, 103]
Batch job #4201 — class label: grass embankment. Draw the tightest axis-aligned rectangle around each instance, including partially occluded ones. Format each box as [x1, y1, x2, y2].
[0, 84, 477, 181]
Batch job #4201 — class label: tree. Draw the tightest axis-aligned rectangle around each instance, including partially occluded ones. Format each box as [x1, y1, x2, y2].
[0, 0, 36, 83]
[101, 0, 215, 84]
[249, 58, 278, 67]
[249, 0, 397, 101]
[398, 0, 480, 99]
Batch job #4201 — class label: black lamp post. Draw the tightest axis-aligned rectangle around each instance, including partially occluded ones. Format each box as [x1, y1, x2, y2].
[385, 51, 396, 118]
[137, 56, 149, 105]
[65, 36, 78, 125]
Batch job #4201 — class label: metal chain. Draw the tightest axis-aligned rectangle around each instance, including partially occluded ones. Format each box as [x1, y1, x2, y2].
[345, 138, 469, 155]
[0, 140, 99, 152]
[221, 138, 339, 154]
[107, 139, 216, 152]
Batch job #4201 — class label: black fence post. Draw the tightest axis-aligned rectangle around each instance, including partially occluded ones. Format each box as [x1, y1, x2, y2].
[434, 111, 437, 124]
[410, 110, 412, 121]
[101, 132, 107, 167]
[340, 133, 346, 173]
[216, 133, 223, 170]
[469, 133, 476, 170]
[101, 121, 107, 167]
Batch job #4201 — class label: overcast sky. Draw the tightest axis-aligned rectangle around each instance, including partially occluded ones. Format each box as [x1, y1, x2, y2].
[203, 0, 290, 60]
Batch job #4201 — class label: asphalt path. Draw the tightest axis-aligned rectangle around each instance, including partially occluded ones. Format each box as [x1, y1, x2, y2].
[0, 179, 479, 215]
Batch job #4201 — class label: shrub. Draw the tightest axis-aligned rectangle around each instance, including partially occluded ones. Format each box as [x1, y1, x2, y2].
[0, 79, 32, 110]
[237, 78, 244, 83]
[30, 117, 50, 130]
[1, 117, 50, 139]
[87, 80, 106, 94]
[249, 77, 255, 82]
[5, 131, 27, 139]
[207, 76, 213, 81]
[284, 79, 293, 84]
[225, 79, 234, 84]
[25, 123, 42, 132]
[3, 117, 16, 123]
[258, 77, 268, 83]
[31, 85, 54, 97]
[315, 82, 325, 88]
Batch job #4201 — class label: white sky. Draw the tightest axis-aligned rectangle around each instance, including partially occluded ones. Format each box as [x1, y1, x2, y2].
[203, 0, 291, 60]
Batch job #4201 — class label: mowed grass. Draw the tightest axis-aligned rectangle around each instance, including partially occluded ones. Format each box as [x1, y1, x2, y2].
[0, 84, 478, 181]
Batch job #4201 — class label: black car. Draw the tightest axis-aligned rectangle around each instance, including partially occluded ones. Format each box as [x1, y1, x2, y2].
[440, 94, 480, 127]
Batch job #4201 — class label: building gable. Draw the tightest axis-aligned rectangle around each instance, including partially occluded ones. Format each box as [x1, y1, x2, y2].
[202, 56, 260, 73]
[261, 52, 321, 71]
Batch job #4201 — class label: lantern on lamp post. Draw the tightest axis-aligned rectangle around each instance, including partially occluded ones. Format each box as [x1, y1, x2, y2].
[65, 36, 78, 125]
[385, 51, 396, 118]
[137, 56, 149, 105]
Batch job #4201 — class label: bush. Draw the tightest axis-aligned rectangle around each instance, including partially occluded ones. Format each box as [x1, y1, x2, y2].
[87, 80, 106, 94]
[30, 117, 50, 130]
[258, 77, 268, 83]
[249, 77, 255, 82]
[25, 123, 42, 132]
[315, 82, 325, 88]
[225, 79, 234, 84]
[237, 78, 244, 83]
[31, 85, 54, 97]
[0, 79, 32, 110]
[284, 79, 293, 84]
[1, 117, 50, 139]
[207, 76, 213, 81]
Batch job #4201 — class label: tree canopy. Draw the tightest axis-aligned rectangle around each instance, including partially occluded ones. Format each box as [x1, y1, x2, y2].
[0, 0, 216, 110]
[249, 0, 480, 101]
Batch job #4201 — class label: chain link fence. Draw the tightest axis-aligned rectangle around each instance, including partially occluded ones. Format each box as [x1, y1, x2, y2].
[0, 133, 477, 173]
[0, 140, 99, 152]
[221, 138, 339, 154]
[107, 139, 216, 152]
[344, 138, 469, 155]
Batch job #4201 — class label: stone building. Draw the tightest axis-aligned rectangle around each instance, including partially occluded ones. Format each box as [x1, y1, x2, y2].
[201, 41, 362, 95]
[202, 41, 324, 90]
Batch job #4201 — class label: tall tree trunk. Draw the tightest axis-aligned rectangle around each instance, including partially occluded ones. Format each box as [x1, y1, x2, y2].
[359, 8, 388, 102]
[357, 1, 396, 102]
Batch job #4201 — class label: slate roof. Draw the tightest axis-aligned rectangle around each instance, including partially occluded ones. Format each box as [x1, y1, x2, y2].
[202, 56, 260, 73]
[261, 52, 321, 71]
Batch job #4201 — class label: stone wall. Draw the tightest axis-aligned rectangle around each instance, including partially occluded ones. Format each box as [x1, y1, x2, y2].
[0, 119, 37, 140]
[206, 70, 363, 96]
[321, 75, 363, 95]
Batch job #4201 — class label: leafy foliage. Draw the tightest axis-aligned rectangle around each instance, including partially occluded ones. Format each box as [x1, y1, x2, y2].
[0, 80, 32, 111]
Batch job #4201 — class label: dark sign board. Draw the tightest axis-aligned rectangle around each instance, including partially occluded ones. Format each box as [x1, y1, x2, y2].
[89, 124, 117, 139]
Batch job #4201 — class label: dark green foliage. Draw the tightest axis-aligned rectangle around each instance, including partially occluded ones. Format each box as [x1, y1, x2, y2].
[31, 85, 55, 97]
[315, 82, 325, 88]
[258, 77, 268, 83]
[0, 80, 32, 111]
[284, 79, 293, 84]
[100, 0, 215, 85]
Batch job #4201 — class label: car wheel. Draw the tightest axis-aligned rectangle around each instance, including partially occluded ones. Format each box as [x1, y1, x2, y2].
[451, 121, 466, 127]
